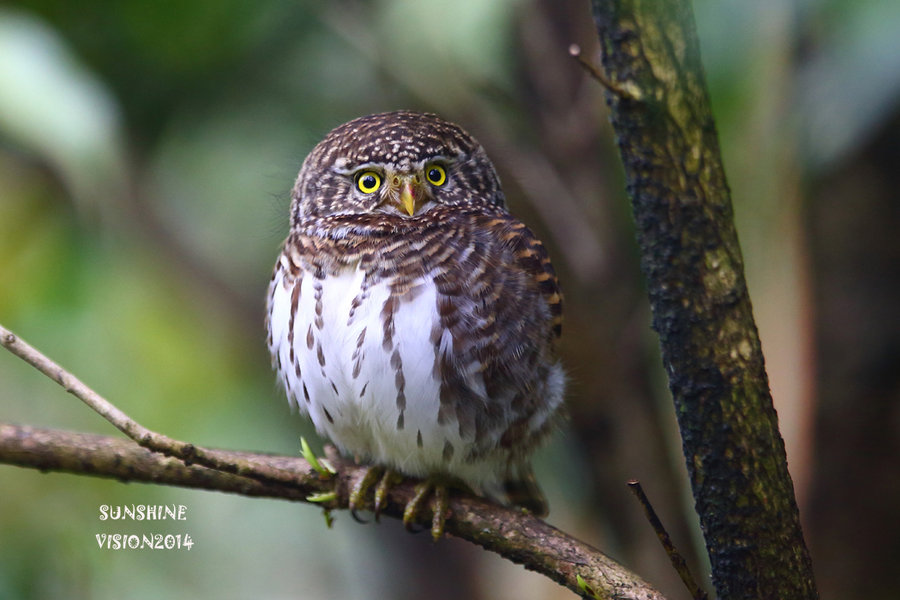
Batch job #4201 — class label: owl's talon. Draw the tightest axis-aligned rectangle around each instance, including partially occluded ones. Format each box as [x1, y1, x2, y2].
[402, 480, 449, 541]
[431, 484, 449, 542]
[349, 466, 384, 515]
[373, 470, 402, 521]
[350, 508, 370, 524]
[403, 480, 433, 531]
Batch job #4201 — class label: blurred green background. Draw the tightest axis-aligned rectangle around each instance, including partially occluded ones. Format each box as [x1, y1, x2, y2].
[1, 1, 898, 599]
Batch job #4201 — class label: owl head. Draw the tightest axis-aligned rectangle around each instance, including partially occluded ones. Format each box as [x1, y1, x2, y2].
[291, 111, 505, 223]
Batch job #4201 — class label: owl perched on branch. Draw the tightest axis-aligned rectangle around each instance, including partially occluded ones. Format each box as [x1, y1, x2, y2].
[267, 111, 564, 538]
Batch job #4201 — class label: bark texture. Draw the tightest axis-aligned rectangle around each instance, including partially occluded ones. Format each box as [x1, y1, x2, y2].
[589, 1, 818, 598]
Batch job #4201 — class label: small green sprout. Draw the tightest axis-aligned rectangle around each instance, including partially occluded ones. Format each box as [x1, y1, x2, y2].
[300, 437, 336, 477]
[576, 574, 601, 599]
[306, 491, 337, 503]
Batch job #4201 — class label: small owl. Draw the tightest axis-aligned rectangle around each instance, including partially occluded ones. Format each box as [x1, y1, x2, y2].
[266, 111, 564, 533]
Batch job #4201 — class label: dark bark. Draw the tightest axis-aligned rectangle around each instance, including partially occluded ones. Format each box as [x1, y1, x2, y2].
[588, 1, 818, 598]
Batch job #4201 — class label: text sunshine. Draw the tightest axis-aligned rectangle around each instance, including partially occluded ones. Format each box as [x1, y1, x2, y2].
[99, 504, 187, 521]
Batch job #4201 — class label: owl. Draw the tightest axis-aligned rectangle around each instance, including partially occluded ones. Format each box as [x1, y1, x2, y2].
[266, 111, 564, 537]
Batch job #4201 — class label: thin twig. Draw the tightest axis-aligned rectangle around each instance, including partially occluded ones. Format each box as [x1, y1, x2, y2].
[0, 324, 303, 489]
[568, 44, 641, 101]
[627, 480, 708, 600]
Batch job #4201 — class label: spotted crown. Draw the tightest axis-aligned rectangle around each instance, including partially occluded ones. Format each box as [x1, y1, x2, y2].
[291, 111, 505, 221]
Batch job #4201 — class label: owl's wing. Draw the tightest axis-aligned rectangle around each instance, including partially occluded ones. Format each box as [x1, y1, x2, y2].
[502, 218, 563, 340]
[431, 210, 564, 440]
[482, 213, 563, 517]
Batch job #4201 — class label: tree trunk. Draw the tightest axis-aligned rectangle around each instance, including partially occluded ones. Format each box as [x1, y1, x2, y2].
[589, 1, 818, 597]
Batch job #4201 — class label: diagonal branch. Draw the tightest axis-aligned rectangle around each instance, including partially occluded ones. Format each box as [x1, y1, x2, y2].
[0, 324, 666, 599]
[0, 324, 302, 489]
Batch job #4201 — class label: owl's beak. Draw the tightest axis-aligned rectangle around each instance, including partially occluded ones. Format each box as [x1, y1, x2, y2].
[400, 182, 416, 216]
[394, 175, 424, 216]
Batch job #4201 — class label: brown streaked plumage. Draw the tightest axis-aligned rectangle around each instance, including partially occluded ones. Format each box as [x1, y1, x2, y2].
[266, 111, 564, 526]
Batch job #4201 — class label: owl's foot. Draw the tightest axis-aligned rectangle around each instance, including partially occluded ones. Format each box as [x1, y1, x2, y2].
[349, 467, 402, 523]
[349, 466, 380, 522]
[349, 467, 450, 540]
[373, 470, 403, 519]
[403, 480, 449, 542]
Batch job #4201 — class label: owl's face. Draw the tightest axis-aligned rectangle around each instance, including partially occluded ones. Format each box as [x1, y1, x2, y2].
[291, 111, 505, 224]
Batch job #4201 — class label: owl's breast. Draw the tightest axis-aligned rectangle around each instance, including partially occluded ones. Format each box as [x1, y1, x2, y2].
[268, 257, 484, 478]
[268, 212, 564, 491]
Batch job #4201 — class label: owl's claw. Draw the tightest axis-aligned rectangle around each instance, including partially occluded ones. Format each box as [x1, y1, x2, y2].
[350, 467, 450, 540]
[349, 466, 383, 519]
[431, 484, 449, 541]
[349, 467, 403, 523]
[403, 480, 449, 542]
[349, 508, 370, 524]
[373, 470, 402, 520]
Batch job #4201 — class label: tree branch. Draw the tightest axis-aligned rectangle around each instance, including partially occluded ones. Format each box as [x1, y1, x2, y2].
[0, 423, 318, 499]
[0, 324, 304, 489]
[588, 1, 818, 598]
[0, 324, 665, 599]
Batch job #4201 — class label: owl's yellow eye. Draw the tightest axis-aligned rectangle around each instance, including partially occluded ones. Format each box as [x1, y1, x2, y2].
[425, 164, 447, 187]
[355, 170, 382, 194]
